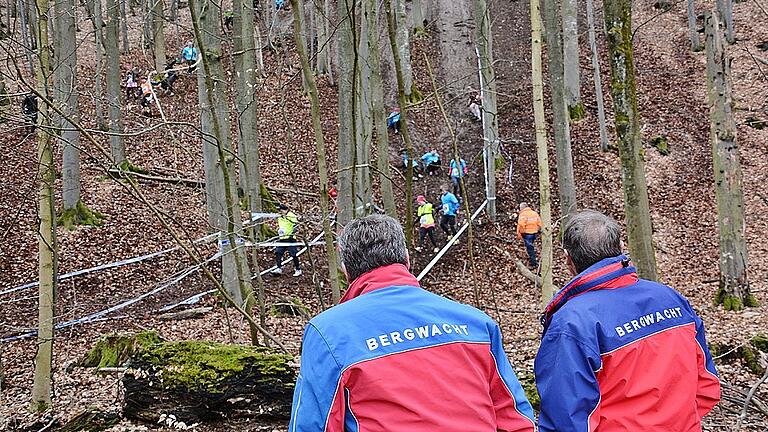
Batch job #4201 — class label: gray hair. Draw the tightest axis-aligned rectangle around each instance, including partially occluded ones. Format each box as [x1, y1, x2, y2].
[338, 215, 409, 282]
[519, 202, 528, 211]
[562, 210, 622, 273]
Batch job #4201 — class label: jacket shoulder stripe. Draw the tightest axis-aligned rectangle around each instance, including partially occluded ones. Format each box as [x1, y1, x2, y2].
[601, 321, 695, 356]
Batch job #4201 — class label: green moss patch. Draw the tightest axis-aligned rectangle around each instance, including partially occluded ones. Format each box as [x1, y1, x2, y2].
[746, 116, 766, 130]
[81, 331, 162, 368]
[568, 103, 585, 122]
[649, 135, 670, 156]
[58, 200, 105, 230]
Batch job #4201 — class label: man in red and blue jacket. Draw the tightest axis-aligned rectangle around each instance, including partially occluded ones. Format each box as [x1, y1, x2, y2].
[535, 210, 720, 431]
[289, 214, 535, 431]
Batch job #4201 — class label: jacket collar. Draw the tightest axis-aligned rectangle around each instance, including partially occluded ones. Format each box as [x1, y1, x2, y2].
[542, 254, 638, 328]
[341, 263, 419, 303]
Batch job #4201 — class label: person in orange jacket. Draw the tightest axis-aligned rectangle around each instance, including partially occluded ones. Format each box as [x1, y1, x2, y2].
[517, 202, 542, 268]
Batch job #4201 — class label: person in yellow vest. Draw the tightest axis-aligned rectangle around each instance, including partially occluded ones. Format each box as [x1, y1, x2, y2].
[415, 195, 439, 253]
[271, 204, 302, 277]
[517, 202, 543, 268]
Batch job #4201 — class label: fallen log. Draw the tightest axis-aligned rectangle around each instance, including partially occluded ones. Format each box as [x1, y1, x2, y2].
[122, 339, 295, 423]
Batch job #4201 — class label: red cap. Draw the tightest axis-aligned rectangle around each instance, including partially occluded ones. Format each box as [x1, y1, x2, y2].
[416, 195, 426, 203]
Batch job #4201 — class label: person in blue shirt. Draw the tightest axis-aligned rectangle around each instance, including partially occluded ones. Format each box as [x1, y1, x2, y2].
[420, 149, 441, 176]
[439, 183, 460, 239]
[401, 150, 423, 179]
[449, 157, 468, 196]
[180, 42, 198, 73]
[387, 108, 401, 134]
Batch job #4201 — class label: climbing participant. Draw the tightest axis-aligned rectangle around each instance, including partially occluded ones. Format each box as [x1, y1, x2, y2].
[468, 88, 482, 121]
[420, 149, 441, 176]
[271, 204, 302, 277]
[180, 41, 198, 73]
[125, 67, 139, 101]
[439, 183, 460, 240]
[449, 156, 468, 196]
[401, 150, 423, 179]
[157, 59, 179, 96]
[516, 202, 542, 268]
[21, 93, 38, 131]
[535, 210, 720, 432]
[387, 107, 401, 134]
[415, 195, 438, 253]
[140, 78, 154, 116]
[288, 214, 536, 431]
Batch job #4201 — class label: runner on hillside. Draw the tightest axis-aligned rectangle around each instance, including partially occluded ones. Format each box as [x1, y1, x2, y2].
[415, 195, 439, 253]
[180, 41, 198, 74]
[272, 204, 302, 277]
[140, 78, 154, 116]
[449, 156, 468, 196]
[516, 202, 542, 268]
[439, 183, 460, 240]
[421, 149, 441, 176]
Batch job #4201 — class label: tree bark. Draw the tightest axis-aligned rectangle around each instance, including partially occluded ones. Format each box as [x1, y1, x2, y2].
[475, 0, 499, 221]
[604, 0, 658, 280]
[531, 0, 555, 306]
[585, 0, 608, 151]
[356, 5, 373, 216]
[687, 0, 701, 51]
[366, 0, 396, 217]
[84, 0, 107, 129]
[336, 0, 356, 226]
[105, 0, 125, 164]
[542, 0, 577, 218]
[314, 0, 329, 76]
[120, 0, 129, 52]
[704, 11, 753, 311]
[410, 0, 424, 30]
[561, 0, 581, 117]
[55, 0, 81, 212]
[191, 0, 252, 307]
[30, 0, 56, 412]
[716, 0, 735, 44]
[290, 0, 342, 304]
[385, 0, 414, 247]
[394, 0, 412, 98]
[151, 0, 166, 70]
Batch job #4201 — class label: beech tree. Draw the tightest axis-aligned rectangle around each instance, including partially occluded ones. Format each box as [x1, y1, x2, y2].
[335, 0, 357, 226]
[105, 0, 125, 165]
[604, 0, 658, 280]
[715, 0, 735, 44]
[542, 0, 577, 218]
[562, 0, 582, 119]
[150, 0, 166, 70]
[394, 0, 413, 99]
[531, 0, 555, 304]
[474, 0, 499, 221]
[290, 0, 342, 303]
[704, 11, 754, 310]
[687, 0, 702, 52]
[191, 0, 253, 308]
[585, 0, 608, 151]
[30, 0, 56, 411]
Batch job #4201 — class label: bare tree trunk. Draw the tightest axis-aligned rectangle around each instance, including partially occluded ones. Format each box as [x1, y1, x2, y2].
[715, 0, 734, 44]
[475, 0, 498, 222]
[120, 0, 129, 52]
[289, 0, 342, 304]
[704, 11, 754, 311]
[151, 0, 166, 70]
[411, 0, 424, 30]
[366, 0, 395, 217]
[336, 0, 356, 226]
[18, 0, 34, 75]
[531, 0, 554, 306]
[604, 0, 657, 281]
[394, 0, 413, 98]
[56, 0, 83, 214]
[686, 0, 701, 51]
[585, 0, 608, 151]
[561, 0, 581, 119]
[83, 0, 107, 129]
[542, 0, 577, 218]
[191, 0, 251, 307]
[385, 0, 414, 247]
[314, 0, 328, 75]
[105, 0, 125, 164]
[142, 0, 151, 46]
[356, 6, 372, 215]
[30, 0, 56, 412]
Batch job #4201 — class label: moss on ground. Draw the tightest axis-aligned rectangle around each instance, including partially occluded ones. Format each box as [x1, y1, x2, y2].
[116, 160, 149, 175]
[407, 85, 424, 104]
[81, 331, 162, 368]
[135, 340, 292, 393]
[746, 116, 766, 130]
[58, 200, 105, 230]
[568, 103, 585, 122]
[650, 135, 670, 155]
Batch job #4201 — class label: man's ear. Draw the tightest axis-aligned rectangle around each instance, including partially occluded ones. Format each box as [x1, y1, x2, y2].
[405, 251, 411, 270]
[565, 251, 578, 276]
[340, 260, 349, 281]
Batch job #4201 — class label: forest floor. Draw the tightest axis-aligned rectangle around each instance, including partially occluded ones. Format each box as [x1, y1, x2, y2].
[1, 0, 768, 430]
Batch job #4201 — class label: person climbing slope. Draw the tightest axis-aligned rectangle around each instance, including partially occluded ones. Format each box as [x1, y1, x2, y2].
[421, 149, 441, 176]
[449, 156, 468, 196]
[180, 41, 198, 73]
[415, 195, 439, 253]
[271, 204, 302, 277]
[440, 183, 460, 240]
[516, 202, 542, 268]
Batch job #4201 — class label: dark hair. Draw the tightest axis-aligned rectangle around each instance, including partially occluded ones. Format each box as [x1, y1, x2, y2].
[338, 215, 408, 282]
[562, 210, 622, 273]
